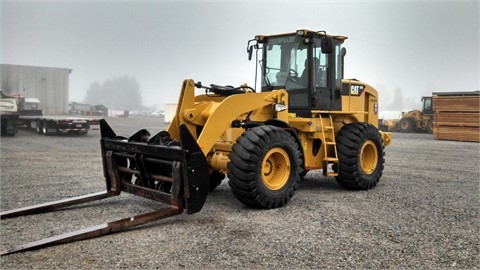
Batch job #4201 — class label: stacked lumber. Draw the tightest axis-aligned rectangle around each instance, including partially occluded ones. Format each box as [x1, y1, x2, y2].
[433, 91, 480, 142]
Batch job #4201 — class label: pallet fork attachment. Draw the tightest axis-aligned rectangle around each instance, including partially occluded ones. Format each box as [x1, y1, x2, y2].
[0, 119, 209, 255]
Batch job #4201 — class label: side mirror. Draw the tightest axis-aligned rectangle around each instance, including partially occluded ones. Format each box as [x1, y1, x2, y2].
[321, 37, 334, 54]
[248, 45, 253, 61]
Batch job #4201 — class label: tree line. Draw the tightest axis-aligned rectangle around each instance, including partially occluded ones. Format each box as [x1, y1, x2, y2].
[84, 76, 145, 110]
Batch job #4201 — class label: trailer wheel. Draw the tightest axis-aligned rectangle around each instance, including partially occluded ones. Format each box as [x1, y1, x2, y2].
[42, 121, 53, 135]
[227, 125, 302, 209]
[36, 121, 43, 134]
[399, 117, 415, 133]
[335, 122, 385, 190]
[42, 122, 47, 135]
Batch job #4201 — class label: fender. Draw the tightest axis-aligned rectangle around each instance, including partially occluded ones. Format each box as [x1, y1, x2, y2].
[264, 118, 305, 171]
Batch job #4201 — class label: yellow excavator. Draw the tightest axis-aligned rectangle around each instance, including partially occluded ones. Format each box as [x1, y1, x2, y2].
[1, 29, 392, 255]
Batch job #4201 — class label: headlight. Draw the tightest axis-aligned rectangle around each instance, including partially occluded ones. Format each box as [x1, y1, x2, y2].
[296, 30, 305, 36]
[274, 103, 287, 112]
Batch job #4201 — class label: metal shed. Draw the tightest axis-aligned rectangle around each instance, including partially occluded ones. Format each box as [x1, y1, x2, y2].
[0, 64, 72, 114]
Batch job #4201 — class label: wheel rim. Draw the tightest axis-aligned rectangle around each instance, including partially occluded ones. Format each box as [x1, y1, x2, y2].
[401, 121, 409, 129]
[261, 147, 290, 190]
[359, 140, 378, 175]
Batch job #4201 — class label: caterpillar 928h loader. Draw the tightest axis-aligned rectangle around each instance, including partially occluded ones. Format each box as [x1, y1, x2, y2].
[1, 29, 392, 255]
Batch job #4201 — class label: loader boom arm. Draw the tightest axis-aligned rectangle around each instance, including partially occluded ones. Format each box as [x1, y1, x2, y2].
[168, 79, 289, 156]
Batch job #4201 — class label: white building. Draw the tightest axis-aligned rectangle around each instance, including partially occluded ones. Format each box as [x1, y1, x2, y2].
[0, 64, 71, 114]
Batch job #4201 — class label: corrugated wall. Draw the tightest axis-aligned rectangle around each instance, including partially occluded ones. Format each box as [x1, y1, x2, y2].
[0, 64, 71, 114]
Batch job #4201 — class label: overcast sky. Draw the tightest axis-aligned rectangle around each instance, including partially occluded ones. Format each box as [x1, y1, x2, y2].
[1, 0, 479, 113]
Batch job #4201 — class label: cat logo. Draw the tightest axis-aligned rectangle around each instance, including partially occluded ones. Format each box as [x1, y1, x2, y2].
[350, 84, 365, 96]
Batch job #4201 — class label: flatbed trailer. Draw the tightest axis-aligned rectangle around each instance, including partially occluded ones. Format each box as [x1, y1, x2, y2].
[18, 112, 100, 135]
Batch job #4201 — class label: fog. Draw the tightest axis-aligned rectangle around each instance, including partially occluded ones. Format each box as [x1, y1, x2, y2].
[1, 0, 478, 112]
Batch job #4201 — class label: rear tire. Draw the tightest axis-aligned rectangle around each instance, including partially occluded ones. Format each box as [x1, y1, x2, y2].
[227, 125, 302, 209]
[426, 119, 434, 134]
[335, 122, 385, 190]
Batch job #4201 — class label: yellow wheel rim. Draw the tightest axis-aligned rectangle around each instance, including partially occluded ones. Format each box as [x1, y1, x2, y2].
[401, 121, 409, 129]
[261, 148, 290, 190]
[360, 140, 378, 175]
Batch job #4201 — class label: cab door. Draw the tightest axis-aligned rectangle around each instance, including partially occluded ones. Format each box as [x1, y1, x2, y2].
[311, 39, 342, 111]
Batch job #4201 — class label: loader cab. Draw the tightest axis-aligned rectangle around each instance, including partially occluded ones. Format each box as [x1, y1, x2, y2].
[253, 30, 347, 117]
[421, 96, 433, 115]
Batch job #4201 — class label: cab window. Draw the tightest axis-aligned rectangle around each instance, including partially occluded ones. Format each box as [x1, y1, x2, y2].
[262, 36, 307, 91]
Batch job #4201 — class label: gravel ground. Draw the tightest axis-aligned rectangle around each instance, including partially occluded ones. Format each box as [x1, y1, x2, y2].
[1, 117, 479, 269]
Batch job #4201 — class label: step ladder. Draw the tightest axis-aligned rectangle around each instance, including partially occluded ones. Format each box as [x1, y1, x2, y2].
[320, 115, 339, 177]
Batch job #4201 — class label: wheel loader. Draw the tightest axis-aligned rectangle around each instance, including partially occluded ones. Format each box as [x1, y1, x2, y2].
[398, 96, 434, 133]
[0, 29, 392, 255]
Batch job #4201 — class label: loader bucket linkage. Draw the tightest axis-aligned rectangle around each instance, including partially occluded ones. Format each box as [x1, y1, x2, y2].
[0, 119, 209, 255]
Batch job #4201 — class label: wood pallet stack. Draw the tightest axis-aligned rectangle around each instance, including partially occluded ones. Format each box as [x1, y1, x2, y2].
[433, 91, 480, 142]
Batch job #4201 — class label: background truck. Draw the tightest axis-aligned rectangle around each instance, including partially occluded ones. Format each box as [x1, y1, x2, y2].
[18, 112, 99, 135]
[0, 93, 20, 136]
[0, 92, 99, 135]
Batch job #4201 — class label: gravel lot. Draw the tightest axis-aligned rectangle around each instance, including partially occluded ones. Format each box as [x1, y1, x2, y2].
[1, 117, 479, 269]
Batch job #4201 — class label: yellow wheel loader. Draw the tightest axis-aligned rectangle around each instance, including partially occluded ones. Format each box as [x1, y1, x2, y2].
[398, 96, 434, 133]
[1, 29, 392, 255]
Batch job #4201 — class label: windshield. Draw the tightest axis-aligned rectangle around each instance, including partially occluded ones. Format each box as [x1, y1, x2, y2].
[0, 99, 17, 112]
[262, 35, 307, 91]
[422, 97, 432, 111]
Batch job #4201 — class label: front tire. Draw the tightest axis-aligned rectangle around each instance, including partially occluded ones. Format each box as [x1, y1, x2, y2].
[335, 122, 385, 190]
[227, 125, 302, 209]
[399, 117, 415, 133]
